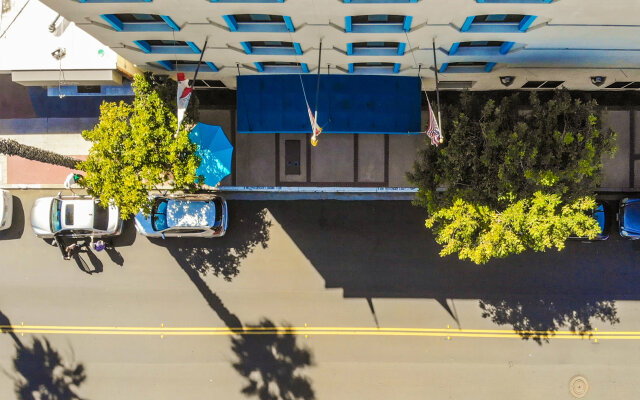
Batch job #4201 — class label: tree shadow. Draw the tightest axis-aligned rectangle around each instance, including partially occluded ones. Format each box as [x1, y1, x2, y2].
[479, 296, 619, 344]
[264, 201, 634, 344]
[0, 196, 24, 240]
[232, 319, 315, 400]
[159, 202, 271, 281]
[0, 309, 22, 348]
[9, 337, 86, 400]
[175, 245, 315, 400]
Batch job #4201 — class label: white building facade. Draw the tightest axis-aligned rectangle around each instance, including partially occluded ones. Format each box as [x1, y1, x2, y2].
[33, 0, 640, 91]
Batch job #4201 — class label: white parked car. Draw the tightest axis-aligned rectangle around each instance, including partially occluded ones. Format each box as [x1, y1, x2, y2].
[0, 189, 13, 231]
[30, 194, 122, 239]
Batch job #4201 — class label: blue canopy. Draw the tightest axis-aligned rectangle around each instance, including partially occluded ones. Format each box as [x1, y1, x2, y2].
[189, 123, 233, 186]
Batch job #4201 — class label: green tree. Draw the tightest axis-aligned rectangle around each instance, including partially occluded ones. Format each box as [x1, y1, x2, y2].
[79, 73, 201, 219]
[408, 91, 616, 264]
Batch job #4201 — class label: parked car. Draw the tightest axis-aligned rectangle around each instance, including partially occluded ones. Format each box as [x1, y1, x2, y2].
[568, 202, 609, 240]
[619, 198, 640, 239]
[134, 194, 228, 238]
[0, 189, 13, 231]
[30, 194, 122, 239]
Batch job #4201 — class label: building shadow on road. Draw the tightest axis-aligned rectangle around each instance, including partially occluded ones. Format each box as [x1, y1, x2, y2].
[0, 196, 24, 240]
[157, 202, 271, 281]
[1, 309, 86, 400]
[266, 201, 636, 344]
[176, 251, 315, 400]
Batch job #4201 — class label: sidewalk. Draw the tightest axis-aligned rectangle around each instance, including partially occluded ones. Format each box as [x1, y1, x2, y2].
[0, 76, 637, 193]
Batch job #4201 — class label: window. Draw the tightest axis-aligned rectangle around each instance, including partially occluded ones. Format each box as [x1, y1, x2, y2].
[254, 62, 309, 73]
[241, 41, 302, 55]
[79, 0, 152, 3]
[100, 13, 179, 31]
[193, 80, 227, 89]
[349, 62, 401, 74]
[77, 85, 102, 94]
[460, 14, 537, 33]
[606, 81, 640, 89]
[223, 14, 294, 32]
[167, 228, 206, 234]
[449, 41, 515, 55]
[476, 0, 552, 3]
[438, 81, 476, 89]
[439, 62, 496, 73]
[347, 42, 405, 56]
[157, 60, 218, 72]
[65, 204, 75, 226]
[345, 15, 412, 33]
[133, 40, 200, 54]
[343, 0, 417, 2]
[521, 81, 564, 88]
[210, 0, 283, 2]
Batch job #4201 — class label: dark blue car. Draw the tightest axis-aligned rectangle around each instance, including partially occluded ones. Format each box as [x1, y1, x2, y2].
[569, 202, 608, 240]
[619, 198, 640, 239]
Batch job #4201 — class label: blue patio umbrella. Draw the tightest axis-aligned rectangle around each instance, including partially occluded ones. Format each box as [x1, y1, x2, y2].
[189, 123, 233, 186]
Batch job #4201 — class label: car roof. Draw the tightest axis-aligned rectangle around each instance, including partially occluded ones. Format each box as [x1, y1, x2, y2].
[165, 199, 215, 228]
[60, 198, 96, 230]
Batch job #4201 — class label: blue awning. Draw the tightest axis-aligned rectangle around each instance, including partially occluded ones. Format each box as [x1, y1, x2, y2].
[237, 75, 421, 134]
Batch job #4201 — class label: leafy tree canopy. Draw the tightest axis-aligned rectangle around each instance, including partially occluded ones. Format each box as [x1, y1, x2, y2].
[408, 91, 616, 264]
[79, 73, 201, 218]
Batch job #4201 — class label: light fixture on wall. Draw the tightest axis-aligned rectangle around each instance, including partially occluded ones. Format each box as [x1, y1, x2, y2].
[591, 76, 606, 87]
[499, 76, 515, 87]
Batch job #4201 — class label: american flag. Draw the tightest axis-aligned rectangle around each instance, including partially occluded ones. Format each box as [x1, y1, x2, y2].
[426, 101, 442, 146]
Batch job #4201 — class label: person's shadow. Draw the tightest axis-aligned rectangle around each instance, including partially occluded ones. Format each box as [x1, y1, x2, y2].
[71, 245, 103, 275]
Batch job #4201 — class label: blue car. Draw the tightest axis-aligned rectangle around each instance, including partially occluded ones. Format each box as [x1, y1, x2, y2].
[569, 202, 608, 240]
[619, 198, 640, 239]
[134, 195, 228, 238]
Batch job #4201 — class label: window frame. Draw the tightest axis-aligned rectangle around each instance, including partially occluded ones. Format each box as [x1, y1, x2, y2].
[345, 15, 412, 33]
[240, 41, 302, 55]
[223, 14, 294, 32]
[439, 62, 496, 73]
[449, 41, 515, 56]
[460, 14, 537, 33]
[347, 42, 406, 56]
[254, 62, 309, 73]
[157, 60, 219, 72]
[100, 13, 179, 32]
[348, 62, 401, 74]
[133, 40, 200, 54]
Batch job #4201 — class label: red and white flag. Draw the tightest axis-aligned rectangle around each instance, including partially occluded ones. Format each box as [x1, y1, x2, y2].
[307, 102, 322, 146]
[176, 73, 193, 129]
[426, 101, 442, 146]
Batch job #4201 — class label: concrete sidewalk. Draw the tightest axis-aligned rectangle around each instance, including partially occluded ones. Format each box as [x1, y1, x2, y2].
[0, 105, 637, 193]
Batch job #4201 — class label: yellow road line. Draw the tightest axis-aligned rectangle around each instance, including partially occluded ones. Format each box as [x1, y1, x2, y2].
[2, 324, 640, 340]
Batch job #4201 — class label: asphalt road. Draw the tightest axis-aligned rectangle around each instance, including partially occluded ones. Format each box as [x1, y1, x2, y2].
[1, 190, 640, 399]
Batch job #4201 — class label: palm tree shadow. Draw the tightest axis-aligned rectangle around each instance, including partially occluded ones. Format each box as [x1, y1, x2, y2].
[232, 319, 315, 400]
[9, 336, 86, 400]
[176, 256, 315, 400]
[479, 296, 619, 344]
[161, 202, 271, 281]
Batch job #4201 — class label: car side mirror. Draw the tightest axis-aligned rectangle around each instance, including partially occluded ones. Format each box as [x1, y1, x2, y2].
[161, 232, 166, 240]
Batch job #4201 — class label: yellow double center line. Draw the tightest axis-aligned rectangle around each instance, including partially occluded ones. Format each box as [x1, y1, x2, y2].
[2, 325, 640, 340]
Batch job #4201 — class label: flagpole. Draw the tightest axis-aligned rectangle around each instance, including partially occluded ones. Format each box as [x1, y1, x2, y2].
[189, 37, 209, 91]
[431, 38, 443, 140]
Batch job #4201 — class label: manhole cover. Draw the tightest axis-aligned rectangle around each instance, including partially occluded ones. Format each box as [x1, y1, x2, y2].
[570, 376, 589, 398]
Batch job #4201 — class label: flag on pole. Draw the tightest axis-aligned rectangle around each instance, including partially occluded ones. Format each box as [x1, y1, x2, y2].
[426, 101, 442, 146]
[176, 73, 193, 129]
[307, 102, 323, 147]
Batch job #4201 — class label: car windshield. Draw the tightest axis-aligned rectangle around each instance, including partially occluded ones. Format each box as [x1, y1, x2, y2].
[50, 198, 62, 233]
[152, 199, 169, 231]
[93, 203, 110, 231]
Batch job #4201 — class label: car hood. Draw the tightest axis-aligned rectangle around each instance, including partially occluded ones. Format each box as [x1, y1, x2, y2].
[134, 212, 155, 234]
[31, 197, 54, 235]
[623, 201, 640, 234]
